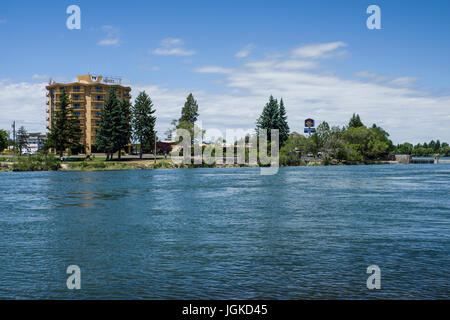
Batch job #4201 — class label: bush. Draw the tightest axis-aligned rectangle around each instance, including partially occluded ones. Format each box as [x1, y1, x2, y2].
[13, 154, 61, 171]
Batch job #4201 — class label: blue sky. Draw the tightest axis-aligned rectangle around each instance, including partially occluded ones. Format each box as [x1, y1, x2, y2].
[1, 0, 449, 143]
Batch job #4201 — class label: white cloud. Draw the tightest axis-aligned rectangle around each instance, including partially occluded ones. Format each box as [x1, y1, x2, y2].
[161, 38, 183, 47]
[235, 44, 255, 58]
[151, 38, 196, 56]
[98, 25, 121, 47]
[0, 79, 47, 133]
[32, 74, 50, 81]
[2, 42, 449, 144]
[292, 41, 347, 59]
[98, 39, 120, 46]
[152, 48, 195, 56]
[388, 77, 418, 87]
[355, 70, 388, 82]
[195, 66, 233, 74]
[274, 60, 317, 70]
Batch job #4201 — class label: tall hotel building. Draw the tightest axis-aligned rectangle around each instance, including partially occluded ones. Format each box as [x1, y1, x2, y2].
[46, 75, 131, 154]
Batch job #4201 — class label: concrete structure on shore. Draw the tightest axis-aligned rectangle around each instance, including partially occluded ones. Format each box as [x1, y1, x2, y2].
[46, 75, 131, 154]
[395, 154, 450, 164]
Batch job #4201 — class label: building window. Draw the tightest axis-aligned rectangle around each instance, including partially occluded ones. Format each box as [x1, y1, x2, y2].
[96, 95, 103, 101]
[95, 112, 101, 118]
[95, 103, 102, 109]
[74, 111, 81, 117]
[59, 87, 65, 92]
[73, 86, 81, 92]
[73, 103, 81, 108]
[72, 94, 80, 100]
[95, 86, 103, 93]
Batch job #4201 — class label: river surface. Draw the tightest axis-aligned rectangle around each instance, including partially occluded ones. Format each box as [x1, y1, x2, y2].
[0, 165, 449, 299]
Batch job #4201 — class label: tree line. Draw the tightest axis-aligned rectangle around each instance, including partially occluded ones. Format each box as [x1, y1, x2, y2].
[2, 92, 449, 163]
[44, 88, 200, 160]
[43, 87, 156, 160]
[253, 97, 449, 165]
[395, 140, 450, 157]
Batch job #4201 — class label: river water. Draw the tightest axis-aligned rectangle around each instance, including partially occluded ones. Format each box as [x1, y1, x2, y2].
[0, 165, 449, 299]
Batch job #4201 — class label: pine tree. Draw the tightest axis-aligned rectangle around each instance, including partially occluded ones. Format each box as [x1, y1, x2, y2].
[256, 95, 280, 142]
[0, 129, 8, 152]
[132, 91, 156, 159]
[17, 126, 28, 155]
[176, 93, 200, 144]
[179, 93, 199, 124]
[278, 98, 290, 146]
[115, 98, 132, 159]
[348, 113, 364, 128]
[46, 89, 82, 157]
[96, 87, 120, 160]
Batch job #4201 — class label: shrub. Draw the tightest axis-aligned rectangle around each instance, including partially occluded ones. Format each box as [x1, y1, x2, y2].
[13, 154, 60, 171]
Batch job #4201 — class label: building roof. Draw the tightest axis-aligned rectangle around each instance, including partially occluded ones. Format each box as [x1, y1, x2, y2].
[46, 74, 131, 90]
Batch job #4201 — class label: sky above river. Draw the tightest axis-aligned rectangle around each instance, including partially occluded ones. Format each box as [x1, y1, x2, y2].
[0, 0, 449, 143]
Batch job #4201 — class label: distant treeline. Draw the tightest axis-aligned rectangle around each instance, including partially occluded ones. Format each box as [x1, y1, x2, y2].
[395, 140, 450, 157]
[254, 97, 448, 166]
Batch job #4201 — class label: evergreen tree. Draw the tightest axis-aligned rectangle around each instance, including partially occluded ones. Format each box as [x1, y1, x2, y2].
[115, 98, 132, 159]
[278, 98, 290, 146]
[0, 129, 8, 152]
[348, 113, 364, 128]
[176, 93, 200, 144]
[179, 93, 199, 124]
[256, 95, 280, 142]
[96, 87, 120, 160]
[132, 91, 156, 159]
[46, 90, 82, 157]
[17, 126, 28, 155]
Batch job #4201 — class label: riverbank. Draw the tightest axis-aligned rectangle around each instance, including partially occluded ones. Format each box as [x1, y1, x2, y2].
[0, 156, 400, 172]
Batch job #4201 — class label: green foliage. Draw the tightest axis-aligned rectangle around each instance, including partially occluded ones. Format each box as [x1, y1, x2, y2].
[279, 133, 308, 166]
[0, 129, 8, 152]
[13, 154, 60, 171]
[280, 114, 395, 165]
[16, 126, 28, 155]
[396, 140, 450, 156]
[116, 98, 132, 159]
[256, 95, 280, 141]
[278, 99, 290, 145]
[179, 93, 199, 124]
[96, 87, 119, 159]
[256, 95, 290, 146]
[132, 91, 156, 158]
[348, 113, 364, 128]
[396, 142, 413, 155]
[46, 89, 82, 156]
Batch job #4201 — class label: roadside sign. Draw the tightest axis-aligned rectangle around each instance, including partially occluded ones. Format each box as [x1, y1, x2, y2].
[305, 118, 315, 128]
[304, 128, 316, 134]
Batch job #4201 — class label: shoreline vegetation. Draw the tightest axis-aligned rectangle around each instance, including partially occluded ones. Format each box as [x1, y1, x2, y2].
[2, 91, 449, 172]
[0, 153, 433, 173]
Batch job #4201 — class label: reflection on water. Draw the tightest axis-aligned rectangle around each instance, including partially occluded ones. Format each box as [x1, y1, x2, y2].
[0, 165, 449, 299]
